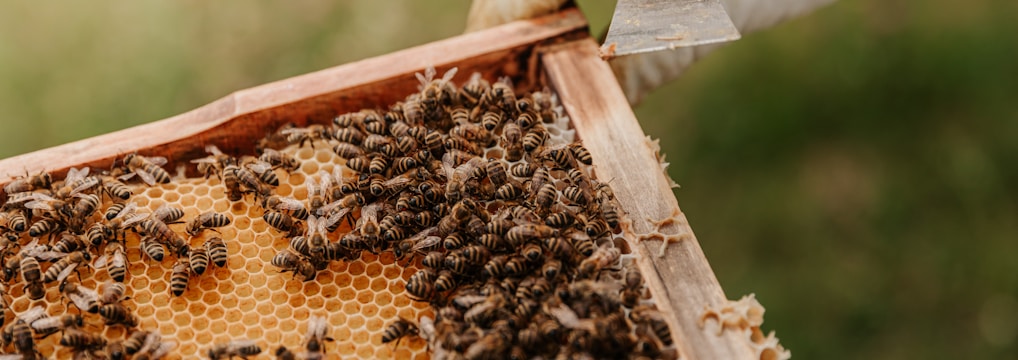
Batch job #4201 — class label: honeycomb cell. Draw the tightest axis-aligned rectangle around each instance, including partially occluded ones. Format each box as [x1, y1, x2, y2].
[383, 266, 401, 280]
[196, 197, 213, 209]
[348, 315, 366, 331]
[343, 302, 360, 315]
[356, 291, 374, 305]
[163, 191, 180, 202]
[276, 306, 293, 319]
[370, 277, 388, 292]
[379, 305, 397, 319]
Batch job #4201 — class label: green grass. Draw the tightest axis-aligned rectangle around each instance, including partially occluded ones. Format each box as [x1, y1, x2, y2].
[2, 1, 1016, 358]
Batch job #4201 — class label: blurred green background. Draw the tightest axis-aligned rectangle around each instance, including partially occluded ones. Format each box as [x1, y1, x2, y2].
[1, 1, 1016, 359]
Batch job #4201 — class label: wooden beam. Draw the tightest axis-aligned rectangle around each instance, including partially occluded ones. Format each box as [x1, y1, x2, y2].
[542, 38, 757, 359]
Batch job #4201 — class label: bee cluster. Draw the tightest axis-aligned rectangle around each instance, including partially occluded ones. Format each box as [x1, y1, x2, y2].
[254, 67, 676, 360]
[0, 66, 675, 359]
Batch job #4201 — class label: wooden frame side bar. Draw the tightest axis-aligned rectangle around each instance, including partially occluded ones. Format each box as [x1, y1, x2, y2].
[542, 38, 756, 359]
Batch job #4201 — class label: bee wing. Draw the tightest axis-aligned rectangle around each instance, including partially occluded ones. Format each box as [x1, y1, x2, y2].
[451, 294, 487, 309]
[190, 156, 218, 165]
[146, 156, 168, 166]
[280, 127, 307, 135]
[323, 209, 349, 230]
[138, 332, 163, 354]
[36, 250, 66, 261]
[441, 67, 459, 83]
[315, 199, 347, 217]
[30, 316, 60, 332]
[19, 305, 48, 324]
[307, 315, 328, 340]
[24, 200, 54, 211]
[149, 341, 176, 359]
[317, 170, 333, 189]
[65, 167, 89, 184]
[410, 236, 441, 253]
[116, 172, 137, 182]
[151, 205, 174, 222]
[417, 316, 436, 343]
[205, 144, 223, 156]
[497, 76, 514, 87]
[229, 339, 260, 352]
[382, 176, 411, 189]
[415, 69, 430, 90]
[275, 197, 306, 211]
[441, 153, 456, 178]
[134, 169, 158, 186]
[122, 213, 148, 229]
[112, 202, 138, 221]
[304, 177, 319, 197]
[70, 177, 100, 195]
[19, 239, 46, 258]
[246, 161, 272, 174]
[55, 262, 79, 283]
[94, 254, 109, 268]
[545, 303, 591, 331]
[0, 354, 24, 360]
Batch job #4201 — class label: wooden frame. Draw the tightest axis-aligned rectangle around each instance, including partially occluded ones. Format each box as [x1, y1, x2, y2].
[0, 7, 758, 359]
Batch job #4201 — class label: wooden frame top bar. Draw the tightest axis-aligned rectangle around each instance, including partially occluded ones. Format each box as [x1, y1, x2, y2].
[0, 8, 587, 183]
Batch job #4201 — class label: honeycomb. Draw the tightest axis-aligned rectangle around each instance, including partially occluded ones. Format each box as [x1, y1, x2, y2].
[2, 144, 432, 359]
[0, 68, 686, 360]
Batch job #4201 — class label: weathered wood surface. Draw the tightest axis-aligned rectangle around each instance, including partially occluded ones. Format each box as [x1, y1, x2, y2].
[542, 38, 757, 359]
[0, 7, 587, 183]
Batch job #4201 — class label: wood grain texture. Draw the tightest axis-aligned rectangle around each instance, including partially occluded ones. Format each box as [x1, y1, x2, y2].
[0, 7, 588, 185]
[542, 38, 758, 359]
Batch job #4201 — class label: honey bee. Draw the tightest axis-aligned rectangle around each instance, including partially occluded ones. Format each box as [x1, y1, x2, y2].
[56, 325, 101, 350]
[52, 233, 87, 255]
[133, 332, 177, 360]
[3, 171, 52, 195]
[540, 258, 562, 281]
[94, 240, 127, 282]
[228, 164, 272, 199]
[568, 232, 596, 257]
[480, 111, 503, 132]
[37, 317, 86, 341]
[505, 256, 529, 277]
[274, 346, 297, 360]
[0, 209, 27, 233]
[494, 181, 525, 201]
[460, 72, 490, 108]
[584, 218, 610, 238]
[107, 340, 127, 360]
[629, 305, 674, 346]
[221, 163, 245, 201]
[169, 257, 190, 296]
[381, 317, 419, 348]
[263, 211, 301, 237]
[570, 143, 593, 165]
[501, 122, 524, 161]
[544, 209, 576, 229]
[271, 250, 316, 281]
[140, 236, 166, 262]
[101, 175, 134, 200]
[244, 159, 280, 187]
[42, 250, 89, 283]
[102, 203, 126, 221]
[19, 255, 45, 301]
[482, 255, 508, 278]
[258, 148, 300, 172]
[281, 124, 327, 148]
[305, 214, 343, 256]
[434, 270, 456, 292]
[119, 153, 171, 185]
[189, 245, 210, 275]
[417, 66, 458, 116]
[394, 228, 440, 258]
[458, 245, 491, 267]
[621, 267, 644, 308]
[263, 195, 309, 220]
[505, 224, 556, 248]
[485, 77, 517, 112]
[442, 153, 484, 203]
[191, 145, 237, 179]
[185, 211, 232, 237]
[100, 280, 126, 305]
[123, 330, 151, 355]
[333, 127, 366, 146]
[578, 246, 621, 278]
[405, 269, 436, 300]
[442, 232, 467, 250]
[521, 243, 544, 262]
[304, 315, 333, 353]
[207, 339, 262, 360]
[151, 204, 186, 223]
[422, 251, 445, 270]
[10, 321, 39, 359]
[562, 186, 589, 206]
[205, 237, 228, 268]
[139, 217, 187, 255]
[60, 279, 100, 314]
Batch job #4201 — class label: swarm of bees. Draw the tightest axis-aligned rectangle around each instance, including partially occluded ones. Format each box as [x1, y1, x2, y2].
[0, 66, 675, 359]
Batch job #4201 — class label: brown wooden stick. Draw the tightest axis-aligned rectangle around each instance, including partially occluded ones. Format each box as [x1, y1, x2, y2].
[0, 8, 588, 184]
[542, 38, 758, 359]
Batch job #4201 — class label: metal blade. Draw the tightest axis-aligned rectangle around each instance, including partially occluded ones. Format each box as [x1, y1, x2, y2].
[601, 0, 741, 59]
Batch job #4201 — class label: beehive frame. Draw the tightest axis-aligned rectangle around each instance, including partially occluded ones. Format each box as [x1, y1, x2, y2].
[0, 7, 761, 359]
